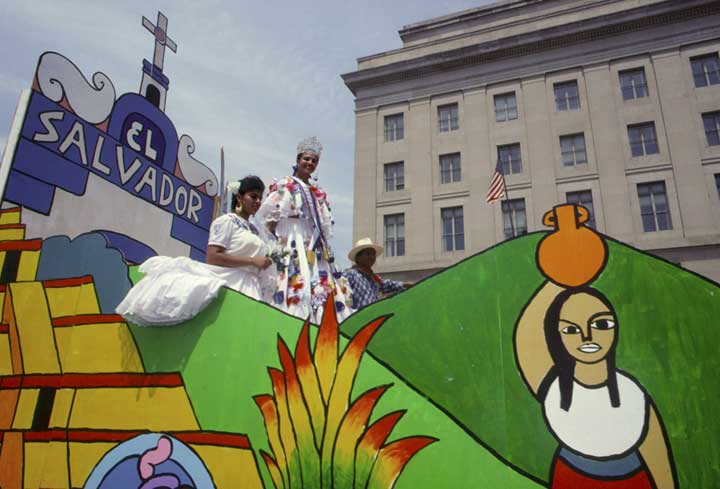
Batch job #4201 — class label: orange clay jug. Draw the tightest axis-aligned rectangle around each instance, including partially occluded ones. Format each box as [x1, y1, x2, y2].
[537, 204, 608, 287]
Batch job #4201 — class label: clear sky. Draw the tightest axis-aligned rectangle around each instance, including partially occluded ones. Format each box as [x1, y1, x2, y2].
[0, 0, 491, 268]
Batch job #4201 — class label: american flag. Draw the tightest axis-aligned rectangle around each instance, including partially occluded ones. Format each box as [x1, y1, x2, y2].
[486, 159, 506, 204]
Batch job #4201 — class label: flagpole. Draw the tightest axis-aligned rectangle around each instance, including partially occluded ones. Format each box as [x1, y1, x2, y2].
[220, 146, 226, 214]
[503, 187, 516, 238]
[497, 156, 515, 238]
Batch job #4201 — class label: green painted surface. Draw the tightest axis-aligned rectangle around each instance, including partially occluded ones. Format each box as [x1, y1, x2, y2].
[129, 232, 720, 487]
[129, 269, 543, 489]
[342, 233, 720, 488]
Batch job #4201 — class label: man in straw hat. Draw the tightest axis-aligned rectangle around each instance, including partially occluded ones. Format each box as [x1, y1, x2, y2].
[343, 238, 413, 310]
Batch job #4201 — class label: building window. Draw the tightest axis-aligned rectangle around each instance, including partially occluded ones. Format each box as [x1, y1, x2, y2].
[384, 113, 404, 142]
[502, 199, 527, 239]
[691, 53, 720, 88]
[566, 190, 596, 229]
[715, 174, 720, 198]
[494, 92, 518, 122]
[440, 153, 461, 184]
[702, 111, 720, 146]
[384, 214, 405, 257]
[619, 68, 648, 100]
[637, 181, 672, 232]
[554, 81, 580, 111]
[560, 133, 588, 166]
[438, 104, 459, 132]
[628, 122, 659, 157]
[441, 206, 464, 251]
[384, 162, 404, 192]
[497, 143, 523, 175]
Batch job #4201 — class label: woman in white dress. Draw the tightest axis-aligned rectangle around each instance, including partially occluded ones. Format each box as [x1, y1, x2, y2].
[116, 176, 272, 326]
[257, 136, 352, 323]
[514, 283, 676, 489]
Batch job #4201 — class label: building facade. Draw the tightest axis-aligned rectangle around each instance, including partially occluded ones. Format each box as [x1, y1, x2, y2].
[342, 0, 720, 283]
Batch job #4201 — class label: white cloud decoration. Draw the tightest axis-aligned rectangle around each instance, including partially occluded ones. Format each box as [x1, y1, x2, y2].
[36, 52, 116, 124]
[177, 134, 218, 197]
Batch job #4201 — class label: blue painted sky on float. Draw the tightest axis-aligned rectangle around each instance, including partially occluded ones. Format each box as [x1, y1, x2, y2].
[0, 0, 492, 267]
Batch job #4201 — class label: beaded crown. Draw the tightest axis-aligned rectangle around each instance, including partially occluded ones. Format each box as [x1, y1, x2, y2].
[296, 136, 323, 156]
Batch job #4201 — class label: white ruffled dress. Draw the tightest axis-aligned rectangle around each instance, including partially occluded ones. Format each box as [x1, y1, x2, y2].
[116, 213, 270, 326]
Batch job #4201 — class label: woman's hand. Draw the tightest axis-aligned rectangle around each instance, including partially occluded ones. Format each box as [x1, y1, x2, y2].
[252, 256, 273, 269]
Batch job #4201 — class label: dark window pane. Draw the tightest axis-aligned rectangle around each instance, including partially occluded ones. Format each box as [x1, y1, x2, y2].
[641, 213, 656, 232]
[691, 54, 720, 88]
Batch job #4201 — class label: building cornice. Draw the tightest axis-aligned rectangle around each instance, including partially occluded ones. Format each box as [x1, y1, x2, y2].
[343, 1, 720, 97]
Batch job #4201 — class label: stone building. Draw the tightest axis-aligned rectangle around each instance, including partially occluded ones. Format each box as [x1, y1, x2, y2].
[342, 0, 720, 282]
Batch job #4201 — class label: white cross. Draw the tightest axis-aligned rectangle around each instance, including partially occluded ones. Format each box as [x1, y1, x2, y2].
[142, 11, 177, 71]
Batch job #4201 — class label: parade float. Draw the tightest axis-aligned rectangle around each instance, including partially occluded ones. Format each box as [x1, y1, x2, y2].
[0, 10, 716, 489]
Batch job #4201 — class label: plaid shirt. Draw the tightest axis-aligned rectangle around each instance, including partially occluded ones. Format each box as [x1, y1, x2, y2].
[343, 267, 405, 310]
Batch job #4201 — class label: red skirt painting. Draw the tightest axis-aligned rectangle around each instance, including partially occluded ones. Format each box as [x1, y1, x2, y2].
[552, 457, 654, 489]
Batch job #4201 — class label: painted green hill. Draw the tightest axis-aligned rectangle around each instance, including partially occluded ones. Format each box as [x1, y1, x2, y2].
[128, 269, 543, 488]
[341, 232, 720, 488]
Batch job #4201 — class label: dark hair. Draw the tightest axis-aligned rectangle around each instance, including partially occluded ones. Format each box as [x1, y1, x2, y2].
[544, 286, 620, 411]
[231, 175, 265, 208]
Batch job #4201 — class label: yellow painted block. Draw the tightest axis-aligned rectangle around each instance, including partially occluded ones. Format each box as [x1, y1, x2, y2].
[49, 388, 75, 429]
[0, 210, 20, 225]
[17, 249, 40, 281]
[8, 282, 60, 374]
[0, 334, 12, 375]
[12, 388, 39, 429]
[69, 387, 199, 431]
[46, 283, 100, 317]
[69, 441, 115, 488]
[0, 228, 24, 241]
[0, 251, 5, 273]
[192, 445, 264, 489]
[55, 324, 143, 373]
[24, 441, 69, 489]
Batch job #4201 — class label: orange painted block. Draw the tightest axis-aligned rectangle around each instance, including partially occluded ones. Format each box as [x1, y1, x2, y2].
[69, 387, 200, 431]
[0, 431, 22, 489]
[7, 282, 60, 374]
[54, 323, 143, 373]
[0, 333, 12, 375]
[24, 440, 70, 489]
[191, 444, 264, 488]
[0, 389, 19, 429]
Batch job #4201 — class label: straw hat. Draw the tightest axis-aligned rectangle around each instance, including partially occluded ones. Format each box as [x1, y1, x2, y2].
[348, 237, 384, 262]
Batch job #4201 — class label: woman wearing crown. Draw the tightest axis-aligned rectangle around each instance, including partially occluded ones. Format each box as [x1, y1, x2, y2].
[257, 137, 352, 323]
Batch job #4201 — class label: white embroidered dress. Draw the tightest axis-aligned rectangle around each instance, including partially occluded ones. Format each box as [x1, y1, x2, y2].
[116, 213, 270, 326]
[258, 176, 352, 323]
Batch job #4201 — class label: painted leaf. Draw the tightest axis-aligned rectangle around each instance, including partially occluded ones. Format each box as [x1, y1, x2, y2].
[314, 291, 338, 402]
[279, 336, 320, 486]
[254, 395, 288, 489]
[354, 411, 405, 489]
[269, 366, 302, 489]
[261, 450, 285, 489]
[321, 315, 389, 488]
[333, 385, 390, 488]
[366, 436, 438, 489]
[294, 319, 326, 446]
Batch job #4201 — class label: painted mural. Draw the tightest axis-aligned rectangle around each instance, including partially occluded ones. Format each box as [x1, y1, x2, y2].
[0, 9, 718, 489]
